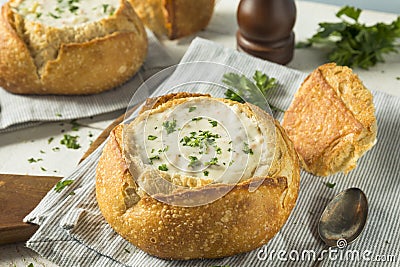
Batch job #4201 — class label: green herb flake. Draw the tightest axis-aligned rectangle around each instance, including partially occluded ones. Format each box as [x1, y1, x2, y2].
[69, 5, 79, 14]
[203, 170, 209, 176]
[102, 4, 109, 13]
[48, 12, 61, 19]
[243, 142, 254, 155]
[158, 164, 168, 171]
[36, 12, 42, 18]
[40, 150, 46, 154]
[188, 156, 201, 168]
[216, 147, 222, 154]
[40, 167, 47, 172]
[48, 137, 54, 144]
[27, 263, 34, 267]
[124, 248, 130, 253]
[148, 135, 158, 141]
[189, 106, 197, 112]
[54, 180, 74, 193]
[149, 155, 160, 164]
[205, 157, 218, 166]
[55, 113, 62, 117]
[162, 119, 177, 134]
[396, 77, 400, 80]
[52, 147, 60, 152]
[192, 117, 202, 121]
[208, 119, 218, 127]
[60, 135, 81, 149]
[55, 7, 64, 14]
[28, 158, 43, 163]
[325, 182, 336, 189]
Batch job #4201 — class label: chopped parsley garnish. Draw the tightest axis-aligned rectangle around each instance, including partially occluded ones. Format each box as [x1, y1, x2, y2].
[162, 119, 177, 134]
[48, 137, 54, 144]
[60, 135, 81, 149]
[69, 5, 79, 14]
[102, 4, 109, 13]
[27, 263, 34, 267]
[70, 120, 81, 131]
[227, 148, 232, 152]
[28, 158, 43, 163]
[216, 147, 222, 154]
[55, 7, 64, 14]
[55, 113, 62, 117]
[148, 135, 158, 140]
[229, 160, 234, 166]
[48, 12, 61, 19]
[208, 119, 218, 127]
[40, 150, 45, 154]
[243, 142, 254, 155]
[158, 164, 168, 171]
[203, 170, 209, 176]
[36, 12, 42, 18]
[192, 117, 202, 121]
[54, 180, 74, 193]
[149, 155, 160, 164]
[205, 157, 218, 166]
[189, 106, 197, 112]
[151, 148, 155, 153]
[325, 182, 336, 189]
[396, 77, 400, 80]
[40, 167, 47, 172]
[52, 147, 60, 152]
[188, 156, 201, 168]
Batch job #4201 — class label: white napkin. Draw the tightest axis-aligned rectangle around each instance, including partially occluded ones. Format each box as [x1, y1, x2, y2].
[0, 28, 174, 133]
[24, 38, 400, 267]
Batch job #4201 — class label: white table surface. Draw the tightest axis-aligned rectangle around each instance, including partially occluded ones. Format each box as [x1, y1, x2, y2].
[0, 0, 399, 266]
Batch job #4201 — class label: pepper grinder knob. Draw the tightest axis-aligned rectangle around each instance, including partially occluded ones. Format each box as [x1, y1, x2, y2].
[236, 0, 296, 65]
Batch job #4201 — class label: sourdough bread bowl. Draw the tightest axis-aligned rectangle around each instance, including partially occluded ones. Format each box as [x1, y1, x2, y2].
[282, 63, 377, 176]
[0, 0, 147, 95]
[96, 92, 300, 260]
[128, 0, 215, 39]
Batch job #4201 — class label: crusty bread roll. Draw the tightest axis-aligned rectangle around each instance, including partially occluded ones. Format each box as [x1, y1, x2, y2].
[282, 63, 377, 176]
[0, 0, 147, 95]
[96, 93, 300, 260]
[128, 0, 215, 39]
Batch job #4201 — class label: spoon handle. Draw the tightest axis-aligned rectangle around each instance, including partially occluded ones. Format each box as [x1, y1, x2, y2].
[311, 245, 329, 267]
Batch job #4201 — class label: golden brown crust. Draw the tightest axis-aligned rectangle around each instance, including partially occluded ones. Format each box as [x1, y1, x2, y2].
[0, 0, 147, 95]
[282, 63, 377, 176]
[129, 0, 215, 40]
[96, 93, 300, 259]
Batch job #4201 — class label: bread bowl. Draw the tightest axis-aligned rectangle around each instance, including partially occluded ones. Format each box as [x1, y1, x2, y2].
[0, 0, 147, 95]
[282, 63, 377, 176]
[96, 92, 300, 259]
[128, 0, 215, 39]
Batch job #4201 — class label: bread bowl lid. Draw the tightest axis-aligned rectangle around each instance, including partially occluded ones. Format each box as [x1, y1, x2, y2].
[122, 62, 277, 207]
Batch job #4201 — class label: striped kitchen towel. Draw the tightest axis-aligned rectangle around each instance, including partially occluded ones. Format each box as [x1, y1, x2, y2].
[0, 26, 174, 133]
[24, 38, 400, 267]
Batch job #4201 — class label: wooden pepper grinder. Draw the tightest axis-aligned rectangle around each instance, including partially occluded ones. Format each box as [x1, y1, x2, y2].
[236, 0, 296, 64]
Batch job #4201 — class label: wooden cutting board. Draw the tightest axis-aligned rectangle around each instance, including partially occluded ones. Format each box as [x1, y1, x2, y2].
[0, 112, 125, 245]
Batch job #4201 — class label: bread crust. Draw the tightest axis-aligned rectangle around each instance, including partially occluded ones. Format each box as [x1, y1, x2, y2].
[282, 63, 377, 176]
[96, 93, 300, 259]
[128, 0, 215, 40]
[0, 0, 147, 95]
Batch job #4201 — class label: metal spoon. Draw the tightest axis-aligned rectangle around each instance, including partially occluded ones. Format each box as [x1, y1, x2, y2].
[313, 188, 368, 266]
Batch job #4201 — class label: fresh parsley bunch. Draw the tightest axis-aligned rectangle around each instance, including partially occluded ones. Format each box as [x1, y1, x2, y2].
[297, 6, 400, 69]
[223, 70, 283, 112]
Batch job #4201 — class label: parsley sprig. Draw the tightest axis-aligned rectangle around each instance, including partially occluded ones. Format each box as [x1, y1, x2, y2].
[297, 6, 400, 69]
[223, 71, 283, 112]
